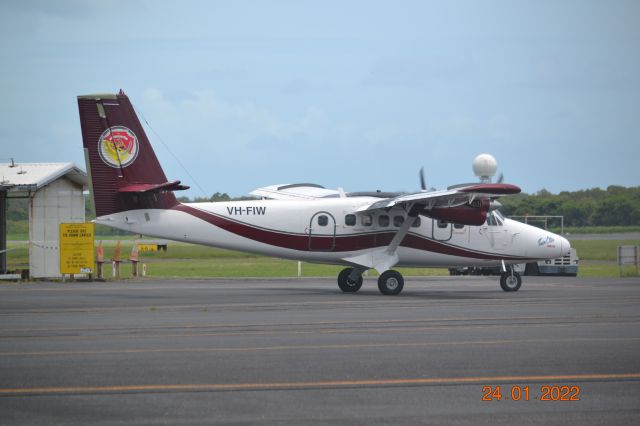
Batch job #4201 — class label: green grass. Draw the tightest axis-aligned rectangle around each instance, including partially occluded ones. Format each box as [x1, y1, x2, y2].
[7, 226, 639, 243]
[550, 226, 640, 235]
[5, 236, 639, 279]
[578, 263, 639, 278]
[569, 240, 639, 262]
[4, 244, 28, 269]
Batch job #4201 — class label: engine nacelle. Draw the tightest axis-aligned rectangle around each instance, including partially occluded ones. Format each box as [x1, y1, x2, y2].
[421, 199, 489, 226]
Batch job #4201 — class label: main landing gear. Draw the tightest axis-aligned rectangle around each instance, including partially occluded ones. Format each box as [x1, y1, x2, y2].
[337, 268, 405, 295]
[337, 268, 363, 293]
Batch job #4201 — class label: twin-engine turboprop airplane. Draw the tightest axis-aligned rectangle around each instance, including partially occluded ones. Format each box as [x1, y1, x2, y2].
[77, 90, 570, 295]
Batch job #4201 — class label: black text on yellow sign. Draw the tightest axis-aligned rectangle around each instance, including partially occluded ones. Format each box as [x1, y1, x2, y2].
[59, 223, 95, 275]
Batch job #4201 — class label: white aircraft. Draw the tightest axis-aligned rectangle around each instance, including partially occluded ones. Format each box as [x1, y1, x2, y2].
[77, 90, 570, 295]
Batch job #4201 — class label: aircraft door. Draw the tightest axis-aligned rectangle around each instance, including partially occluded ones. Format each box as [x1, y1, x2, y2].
[308, 212, 336, 251]
[433, 219, 452, 241]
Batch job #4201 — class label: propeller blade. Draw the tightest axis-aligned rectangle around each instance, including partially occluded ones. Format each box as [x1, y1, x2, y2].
[497, 172, 504, 184]
[419, 167, 427, 191]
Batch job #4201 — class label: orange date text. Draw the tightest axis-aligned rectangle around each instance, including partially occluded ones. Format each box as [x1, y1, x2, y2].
[482, 385, 581, 401]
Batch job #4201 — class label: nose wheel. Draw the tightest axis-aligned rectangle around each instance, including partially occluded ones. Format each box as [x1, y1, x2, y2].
[500, 271, 522, 292]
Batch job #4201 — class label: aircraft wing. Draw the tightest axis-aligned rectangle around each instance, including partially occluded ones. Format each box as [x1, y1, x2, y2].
[343, 183, 520, 273]
[356, 183, 520, 212]
[250, 183, 342, 200]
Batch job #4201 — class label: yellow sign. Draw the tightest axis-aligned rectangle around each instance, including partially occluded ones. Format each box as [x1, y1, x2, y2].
[60, 223, 95, 275]
[138, 244, 158, 252]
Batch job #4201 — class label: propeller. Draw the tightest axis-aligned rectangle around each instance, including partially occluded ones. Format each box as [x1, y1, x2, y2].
[419, 167, 427, 191]
[496, 172, 504, 184]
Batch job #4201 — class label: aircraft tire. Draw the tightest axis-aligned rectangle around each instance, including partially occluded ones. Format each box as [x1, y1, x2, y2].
[337, 268, 363, 293]
[378, 270, 404, 295]
[500, 271, 522, 292]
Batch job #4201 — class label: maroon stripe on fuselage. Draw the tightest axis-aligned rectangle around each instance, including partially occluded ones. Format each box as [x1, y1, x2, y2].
[173, 204, 527, 261]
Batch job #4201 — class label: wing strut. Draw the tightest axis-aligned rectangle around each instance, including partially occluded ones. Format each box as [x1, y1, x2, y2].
[342, 203, 422, 273]
[385, 203, 421, 256]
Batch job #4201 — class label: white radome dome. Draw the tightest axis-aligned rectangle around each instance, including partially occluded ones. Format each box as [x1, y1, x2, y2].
[472, 153, 498, 179]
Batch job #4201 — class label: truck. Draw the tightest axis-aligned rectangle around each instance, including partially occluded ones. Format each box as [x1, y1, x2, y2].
[449, 248, 579, 277]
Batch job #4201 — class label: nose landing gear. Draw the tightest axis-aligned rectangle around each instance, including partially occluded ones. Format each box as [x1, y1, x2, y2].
[500, 270, 522, 291]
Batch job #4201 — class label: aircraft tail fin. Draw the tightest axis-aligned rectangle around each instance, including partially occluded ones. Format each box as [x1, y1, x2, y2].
[77, 90, 188, 217]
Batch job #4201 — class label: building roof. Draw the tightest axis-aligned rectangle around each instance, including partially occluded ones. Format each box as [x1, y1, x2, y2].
[0, 162, 87, 193]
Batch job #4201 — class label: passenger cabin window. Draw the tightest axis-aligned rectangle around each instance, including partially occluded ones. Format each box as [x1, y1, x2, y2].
[345, 214, 356, 226]
[318, 215, 328, 226]
[453, 223, 464, 229]
[362, 214, 373, 226]
[393, 216, 404, 227]
[411, 217, 421, 228]
[378, 215, 390, 227]
[437, 220, 449, 228]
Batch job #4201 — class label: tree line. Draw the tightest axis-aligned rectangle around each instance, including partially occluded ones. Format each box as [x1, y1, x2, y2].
[499, 186, 640, 227]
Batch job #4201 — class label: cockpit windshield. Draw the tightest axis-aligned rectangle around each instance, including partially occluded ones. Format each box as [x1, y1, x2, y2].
[487, 211, 504, 226]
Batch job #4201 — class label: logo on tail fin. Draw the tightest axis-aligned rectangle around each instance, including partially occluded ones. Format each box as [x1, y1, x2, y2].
[98, 126, 139, 168]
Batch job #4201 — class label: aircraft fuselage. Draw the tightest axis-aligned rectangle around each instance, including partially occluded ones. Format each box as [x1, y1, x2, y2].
[96, 197, 567, 269]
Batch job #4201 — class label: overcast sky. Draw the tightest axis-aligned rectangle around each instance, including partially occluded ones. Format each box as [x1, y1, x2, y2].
[1, 0, 638, 198]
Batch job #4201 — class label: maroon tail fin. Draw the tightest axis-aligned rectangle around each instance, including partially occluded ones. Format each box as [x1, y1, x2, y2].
[78, 90, 188, 217]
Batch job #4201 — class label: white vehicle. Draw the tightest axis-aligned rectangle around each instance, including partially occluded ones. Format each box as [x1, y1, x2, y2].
[516, 247, 579, 276]
[77, 90, 571, 294]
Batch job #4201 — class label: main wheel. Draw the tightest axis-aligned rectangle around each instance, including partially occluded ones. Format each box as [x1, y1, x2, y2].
[337, 268, 363, 293]
[378, 270, 404, 295]
[500, 271, 522, 292]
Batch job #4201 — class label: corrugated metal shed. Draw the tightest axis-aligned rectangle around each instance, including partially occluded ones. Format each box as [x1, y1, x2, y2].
[0, 162, 86, 193]
[1, 162, 88, 278]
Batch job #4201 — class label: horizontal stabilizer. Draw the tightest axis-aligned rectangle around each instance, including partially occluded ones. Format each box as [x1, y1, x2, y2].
[118, 180, 190, 193]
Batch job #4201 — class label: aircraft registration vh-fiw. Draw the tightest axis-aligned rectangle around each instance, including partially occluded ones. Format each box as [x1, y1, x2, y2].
[78, 90, 570, 295]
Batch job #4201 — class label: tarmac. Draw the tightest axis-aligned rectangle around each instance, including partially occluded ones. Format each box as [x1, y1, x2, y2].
[1, 276, 639, 425]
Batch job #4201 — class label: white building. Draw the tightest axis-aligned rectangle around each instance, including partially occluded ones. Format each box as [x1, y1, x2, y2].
[0, 162, 87, 278]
